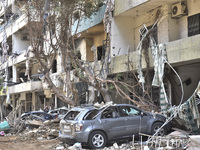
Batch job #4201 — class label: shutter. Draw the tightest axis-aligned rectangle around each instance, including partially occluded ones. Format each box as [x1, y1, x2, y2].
[188, 14, 200, 37]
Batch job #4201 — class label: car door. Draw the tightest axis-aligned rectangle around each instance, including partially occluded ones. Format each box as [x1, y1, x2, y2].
[119, 106, 148, 136]
[100, 106, 127, 140]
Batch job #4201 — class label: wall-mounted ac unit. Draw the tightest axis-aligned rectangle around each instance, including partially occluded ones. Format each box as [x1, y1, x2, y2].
[172, 2, 187, 19]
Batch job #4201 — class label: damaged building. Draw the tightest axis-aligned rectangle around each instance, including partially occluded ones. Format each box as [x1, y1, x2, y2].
[0, 0, 199, 133]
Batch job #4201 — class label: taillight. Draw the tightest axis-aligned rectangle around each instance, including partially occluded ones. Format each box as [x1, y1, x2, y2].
[75, 124, 83, 132]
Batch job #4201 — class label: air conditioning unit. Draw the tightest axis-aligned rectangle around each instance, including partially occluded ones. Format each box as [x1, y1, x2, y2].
[172, 2, 187, 18]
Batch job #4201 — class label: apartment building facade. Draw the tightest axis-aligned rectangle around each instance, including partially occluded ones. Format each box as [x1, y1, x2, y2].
[0, 0, 200, 116]
[109, 0, 200, 106]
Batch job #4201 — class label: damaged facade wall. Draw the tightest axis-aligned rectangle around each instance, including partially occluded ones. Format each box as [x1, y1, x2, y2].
[86, 38, 94, 62]
[76, 32, 106, 62]
[111, 0, 200, 57]
[93, 32, 106, 48]
[12, 33, 30, 54]
[111, 4, 169, 57]
[76, 38, 87, 61]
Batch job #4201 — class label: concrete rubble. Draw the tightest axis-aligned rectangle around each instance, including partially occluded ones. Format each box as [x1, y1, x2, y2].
[18, 119, 60, 141]
[0, 116, 197, 150]
[0, 109, 196, 150]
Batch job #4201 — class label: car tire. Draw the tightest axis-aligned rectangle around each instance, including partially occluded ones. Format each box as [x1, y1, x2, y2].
[151, 122, 166, 136]
[88, 131, 107, 149]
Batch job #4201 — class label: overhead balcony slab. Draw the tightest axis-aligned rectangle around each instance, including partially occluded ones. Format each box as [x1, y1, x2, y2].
[115, 0, 180, 17]
[0, 50, 34, 70]
[8, 81, 42, 94]
[72, 5, 106, 35]
[110, 34, 200, 74]
[0, 13, 28, 42]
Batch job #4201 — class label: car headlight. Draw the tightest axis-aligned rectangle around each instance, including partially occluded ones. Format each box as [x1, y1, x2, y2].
[75, 124, 83, 132]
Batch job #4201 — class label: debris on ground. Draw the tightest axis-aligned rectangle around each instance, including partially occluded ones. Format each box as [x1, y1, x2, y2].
[0, 105, 197, 150]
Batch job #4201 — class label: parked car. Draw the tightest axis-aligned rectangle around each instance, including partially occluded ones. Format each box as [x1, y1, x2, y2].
[48, 107, 69, 119]
[59, 104, 171, 149]
[21, 111, 57, 121]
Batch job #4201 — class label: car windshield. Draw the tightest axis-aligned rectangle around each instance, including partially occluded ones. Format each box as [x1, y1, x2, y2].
[64, 111, 81, 120]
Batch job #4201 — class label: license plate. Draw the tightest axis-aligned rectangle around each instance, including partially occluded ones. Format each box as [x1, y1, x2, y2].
[64, 125, 70, 130]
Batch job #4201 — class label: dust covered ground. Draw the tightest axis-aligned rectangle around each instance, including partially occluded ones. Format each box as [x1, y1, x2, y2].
[0, 135, 60, 150]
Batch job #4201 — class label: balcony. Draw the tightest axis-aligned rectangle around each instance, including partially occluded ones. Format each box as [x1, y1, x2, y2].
[0, 50, 34, 70]
[0, 0, 15, 17]
[110, 34, 200, 74]
[8, 81, 42, 94]
[0, 12, 27, 42]
[72, 5, 106, 34]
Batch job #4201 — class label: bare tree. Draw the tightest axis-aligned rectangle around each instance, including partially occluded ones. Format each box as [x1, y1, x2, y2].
[25, 0, 113, 106]
[24, 0, 161, 111]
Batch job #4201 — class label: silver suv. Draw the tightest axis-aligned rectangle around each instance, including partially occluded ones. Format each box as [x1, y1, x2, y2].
[59, 104, 170, 149]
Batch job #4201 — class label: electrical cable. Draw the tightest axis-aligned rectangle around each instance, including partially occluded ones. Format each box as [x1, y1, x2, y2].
[147, 58, 184, 143]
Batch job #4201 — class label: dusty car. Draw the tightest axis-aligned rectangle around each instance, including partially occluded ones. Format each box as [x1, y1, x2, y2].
[48, 107, 69, 119]
[21, 111, 57, 121]
[59, 104, 170, 149]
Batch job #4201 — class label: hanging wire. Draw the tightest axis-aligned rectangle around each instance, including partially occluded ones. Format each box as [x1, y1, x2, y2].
[147, 58, 184, 143]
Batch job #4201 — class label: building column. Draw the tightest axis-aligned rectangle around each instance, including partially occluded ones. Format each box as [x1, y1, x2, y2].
[12, 65, 17, 83]
[32, 92, 36, 111]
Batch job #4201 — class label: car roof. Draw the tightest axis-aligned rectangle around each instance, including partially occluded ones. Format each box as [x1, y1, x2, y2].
[69, 104, 142, 112]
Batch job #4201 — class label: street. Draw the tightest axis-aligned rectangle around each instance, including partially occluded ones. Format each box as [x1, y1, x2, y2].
[0, 135, 60, 150]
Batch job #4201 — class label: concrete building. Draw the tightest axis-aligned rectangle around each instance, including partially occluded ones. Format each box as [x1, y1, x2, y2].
[0, 0, 200, 118]
[109, 0, 200, 106]
[0, 0, 67, 115]
[0, 0, 107, 116]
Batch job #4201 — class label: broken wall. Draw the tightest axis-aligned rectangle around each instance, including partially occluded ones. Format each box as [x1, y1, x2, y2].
[111, 0, 200, 58]
[12, 33, 30, 54]
[111, 4, 169, 57]
[76, 38, 87, 61]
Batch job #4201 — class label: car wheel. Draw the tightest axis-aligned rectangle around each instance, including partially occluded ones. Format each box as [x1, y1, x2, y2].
[151, 122, 166, 136]
[88, 131, 107, 149]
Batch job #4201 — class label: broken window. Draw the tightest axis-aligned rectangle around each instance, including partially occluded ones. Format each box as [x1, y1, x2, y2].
[188, 13, 200, 37]
[120, 106, 140, 117]
[140, 25, 158, 44]
[8, 66, 12, 80]
[97, 45, 105, 60]
[64, 111, 80, 120]
[83, 109, 99, 120]
[19, 72, 27, 82]
[52, 59, 57, 73]
[101, 107, 119, 119]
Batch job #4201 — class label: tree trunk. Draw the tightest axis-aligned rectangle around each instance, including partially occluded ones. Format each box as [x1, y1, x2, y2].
[99, 87, 111, 103]
[45, 72, 75, 106]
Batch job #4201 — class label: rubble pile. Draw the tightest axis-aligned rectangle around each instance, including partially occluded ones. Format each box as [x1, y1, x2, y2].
[19, 119, 60, 140]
